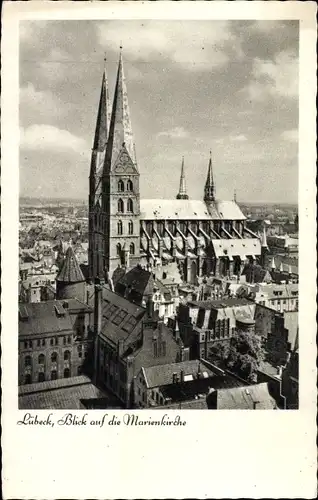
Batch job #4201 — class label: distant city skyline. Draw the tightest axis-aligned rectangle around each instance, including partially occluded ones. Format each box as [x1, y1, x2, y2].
[20, 20, 299, 203]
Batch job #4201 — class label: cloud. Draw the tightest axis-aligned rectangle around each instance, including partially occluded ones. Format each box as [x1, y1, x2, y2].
[20, 83, 66, 122]
[157, 126, 189, 139]
[251, 21, 290, 33]
[230, 134, 248, 142]
[281, 129, 298, 142]
[97, 21, 242, 71]
[244, 50, 298, 101]
[20, 125, 89, 154]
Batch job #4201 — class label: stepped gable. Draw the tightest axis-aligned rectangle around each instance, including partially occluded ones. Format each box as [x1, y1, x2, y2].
[56, 246, 85, 283]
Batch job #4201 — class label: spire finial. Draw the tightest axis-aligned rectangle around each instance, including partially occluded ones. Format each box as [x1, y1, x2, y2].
[176, 156, 189, 200]
[204, 152, 215, 203]
[234, 189, 237, 203]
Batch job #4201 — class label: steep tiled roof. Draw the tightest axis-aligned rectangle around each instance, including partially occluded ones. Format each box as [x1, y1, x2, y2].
[56, 246, 85, 283]
[140, 199, 216, 220]
[115, 265, 154, 301]
[19, 301, 73, 337]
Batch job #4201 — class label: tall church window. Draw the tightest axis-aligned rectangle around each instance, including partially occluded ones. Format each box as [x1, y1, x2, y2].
[127, 179, 133, 191]
[116, 243, 122, 256]
[25, 355, 32, 367]
[118, 199, 124, 213]
[128, 220, 133, 235]
[51, 352, 58, 363]
[129, 242, 135, 255]
[117, 220, 123, 235]
[118, 180, 124, 192]
[64, 350, 71, 361]
[127, 198, 133, 213]
[38, 354, 45, 365]
[51, 370, 57, 381]
[64, 368, 70, 378]
[38, 372, 45, 383]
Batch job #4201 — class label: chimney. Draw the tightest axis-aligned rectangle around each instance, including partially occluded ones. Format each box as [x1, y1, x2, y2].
[147, 296, 154, 318]
[118, 339, 124, 357]
[94, 284, 103, 335]
[180, 370, 184, 383]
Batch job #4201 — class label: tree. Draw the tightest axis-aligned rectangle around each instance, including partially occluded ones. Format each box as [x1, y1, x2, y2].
[209, 331, 265, 383]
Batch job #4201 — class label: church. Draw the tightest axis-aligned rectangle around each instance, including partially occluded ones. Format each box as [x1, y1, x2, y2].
[88, 51, 261, 284]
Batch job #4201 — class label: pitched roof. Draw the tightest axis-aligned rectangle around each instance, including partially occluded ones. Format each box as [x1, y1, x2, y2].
[213, 382, 277, 409]
[18, 376, 108, 410]
[115, 265, 154, 301]
[211, 238, 261, 258]
[143, 359, 214, 388]
[19, 301, 73, 337]
[56, 246, 85, 283]
[140, 199, 216, 220]
[98, 287, 146, 344]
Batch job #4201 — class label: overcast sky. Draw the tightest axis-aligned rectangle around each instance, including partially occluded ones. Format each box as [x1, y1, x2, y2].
[20, 20, 298, 203]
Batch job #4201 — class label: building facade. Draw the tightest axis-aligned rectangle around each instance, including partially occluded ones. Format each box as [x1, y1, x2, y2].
[88, 52, 261, 284]
[18, 299, 94, 385]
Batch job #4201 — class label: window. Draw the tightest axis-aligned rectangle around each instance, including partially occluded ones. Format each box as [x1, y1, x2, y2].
[112, 309, 128, 326]
[67, 336, 72, 344]
[38, 354, 45, 365]
[55, 337, 58, 346]
[116, 243, 122, 256]
[127, 198, 133, 213]
[38, 372, 45, 383]
[64, 350, 71, 361]
[29, 341, 32, 349]
[51, 352, 58, 363]
[64, 368, 70, 378]
[117, 220, 123, 235]
[77, 345, 83, 358]
[24, 374, 32, 384]
[129, 242, 135, 255]
[24, 341, 28, 349]
[127, 179, 133, 191]
[128, 220, 133, 235]
[50, 338, 54, 346]
[77, 366, 82, 376]
[25, 355, 32, 367]
[118, 180, 124, 192]
[63, 336, 66, 345]
[42, 339, 46, 347]
[51, 370, 57, 381]
[118, 198, 124, 213]
[37, 339, 41, 347]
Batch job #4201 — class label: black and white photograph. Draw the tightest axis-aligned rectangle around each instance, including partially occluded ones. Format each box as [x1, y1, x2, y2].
[1, 2, 317, 499]
[17, 18, 301, 410]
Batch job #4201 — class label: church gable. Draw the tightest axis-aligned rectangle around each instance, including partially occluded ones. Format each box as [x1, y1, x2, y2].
[113, 146, 137, 174]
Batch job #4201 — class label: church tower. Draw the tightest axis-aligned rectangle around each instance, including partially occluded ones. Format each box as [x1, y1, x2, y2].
[204, 151, 215, 204]
[176, 157, 189, 200]
[102, 49, 140, 277]
[88, 59, 111, 282]
[260, 225, 269, 267]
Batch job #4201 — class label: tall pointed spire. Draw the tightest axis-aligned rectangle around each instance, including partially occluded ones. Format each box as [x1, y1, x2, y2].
[176, 156, 189, 200]
[204, 151, 215, 203]
[104, 48, 136, 172]
[90, 56, 111, 182]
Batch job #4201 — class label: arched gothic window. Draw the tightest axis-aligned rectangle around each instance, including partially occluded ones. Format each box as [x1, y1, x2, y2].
[64, 368, 70, 378]
[116, 243, 122, 256]
[64, 350, 71, 361]
[127, 179, 133, 192]
[118, 199, 124, 213]
[117, 220, 123, 235]
[129, 242, 135, 255]
[127, 198, 133, 213]
[128, 220, 133, 235]
[25, 355, 32, 367]
[118, 180, 124, 192]
[38, 354, 45, 365]
[51, 370, 57, 381]
[51, 352, 58, 363]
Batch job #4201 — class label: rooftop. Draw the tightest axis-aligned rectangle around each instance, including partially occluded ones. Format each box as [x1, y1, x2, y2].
[19, 300, 74, 337]
[19, 376, 110, 410]
[56, 246, 85, 283]
[208, 382, 277, 409]
[143, 359, 214, 389]
[189, 297, 253, 309]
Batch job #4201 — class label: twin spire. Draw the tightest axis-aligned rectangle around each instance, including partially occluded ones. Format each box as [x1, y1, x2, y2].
[176, 152, 216, 202]
[90, 49, 136, 185]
